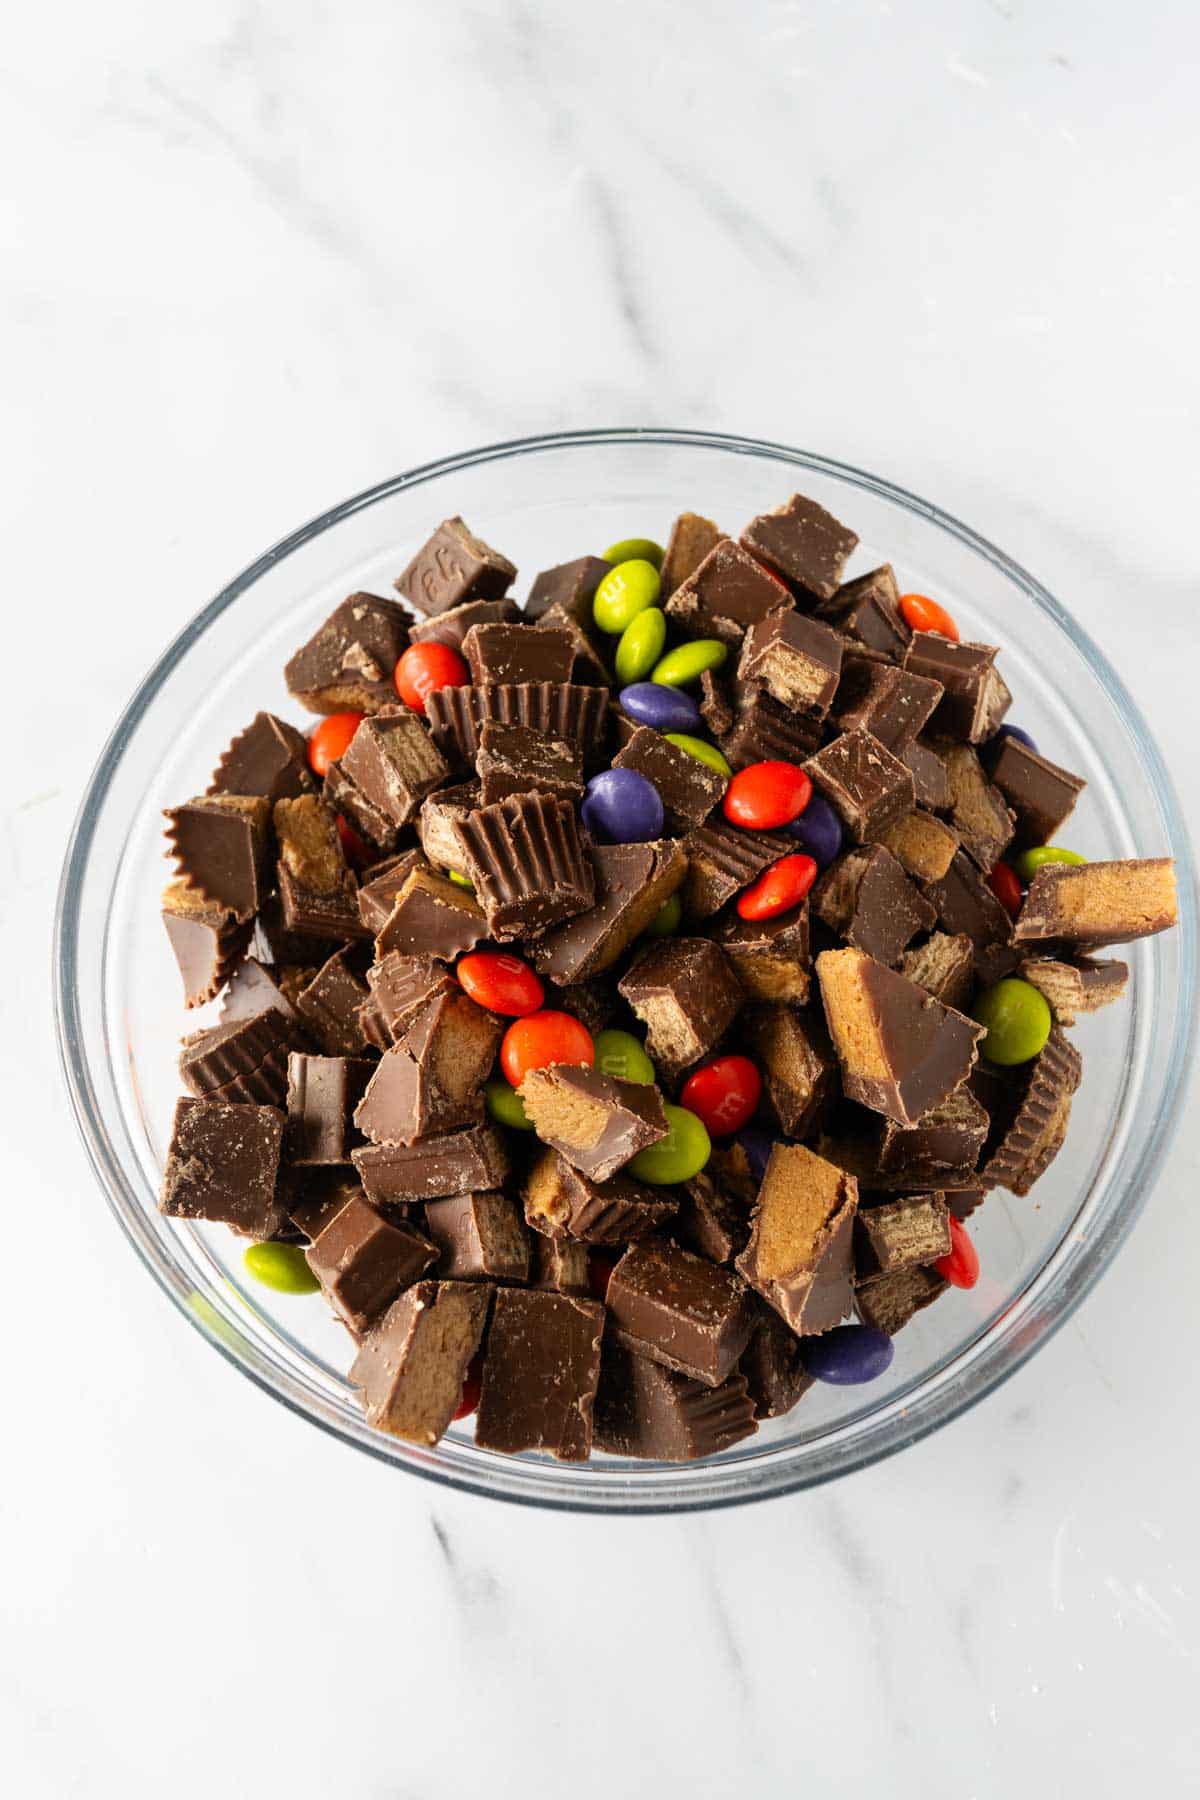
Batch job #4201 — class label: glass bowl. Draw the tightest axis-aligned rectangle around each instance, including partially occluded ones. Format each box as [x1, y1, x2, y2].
[54, 429, 1196, 1513]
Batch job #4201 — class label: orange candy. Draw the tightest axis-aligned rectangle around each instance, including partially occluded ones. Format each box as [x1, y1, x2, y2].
[307, 711, 363, 777]
[499, 1010, 594, 1087]
[457, 951, 544, 1017]
[395, 641, 469, 715]
[899, 593, 959, 640]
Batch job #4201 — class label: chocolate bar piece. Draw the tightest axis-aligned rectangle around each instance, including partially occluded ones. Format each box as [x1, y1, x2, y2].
[855, 1264, 947, 1334]
[607, 1240, 755, 1386]
[805, 731, 915, 843]
[739, 1309, 814, 1420]
[698, 667, 735, 739]
[665, 539, 789, 643]
[522, 1146, 677, 1245]
[158, 1096, 286, 1238]
[902, 738, 951, 811]
[354, 991, 501, 1145]
[475, 720, 583, 807]
[351, 1124, 509, 1205]
[395, 516, 516, 616]
[339, 709, 449, 830]
[162, 879, 253, 1007]
[531, 602, 611, 686]
[874, 1086, 988, 1186]
[1014, 858, 1178, 948]
[660, 512, 725, 599]
[1018, 955, 1129, 1025]
[980, 1027, 1082, 1196]
[526, 555, 610, 625]
[322, 759, 400, 856]
[618, 938, 742, 1080]
[375, 865, 488, 959]
[164, 794, 270, 919]
[273, 796, 364, 942]
[903, 634, 1011, 743]
[462, 622, 574, 686]
[351, 1280, 492, 1444]
[425, 681, 608, 771]
[746, 1002, 837, 1137]
[407, 596, 518, 649]
[208, 711, 313, 803]
[817, 946, 984, 1126]
[680, 819, 796, 918]
[475, 1288, 605, 1461]
[716, 905, 811, 1005]
[719, 687, 823, 770]
[878, 809, 961, 883]
[530, 1233, 590, 1294]
[355, 848, 428, 933]
[814, 844, 937, 965]
[285, 592, 410, 713]
[416, 781, 479, 876]
[833, 658, 943, 751]
[923, 850, 1016, 983]
[737, 608, 844, 717]
[593, 1340, 757, 1461]
[936, 741, 1016, 870]
[675, 1171, 751, 1266]
[284, 1168, 361, 1242]
[739, 492, 858, 600]
[815, 564, 910, 658]
[295, 950, 371, 1056]
[736, 1144, 858, 1334]
[454, 792, 595, 939]
[424, 1191, 530, 1282]
[897, 931, 976, 1012]
[987, 738, 1086, 851]
[286, 1053, 373, 1165]
[612, 726, 727, 831]
[366, 952, 456, 1040]
[179, 1010, 297, 1107]
[855, 1192, 951, 1280]
[519, 1065, 667, 1183]
[543, 976, 618, 1036]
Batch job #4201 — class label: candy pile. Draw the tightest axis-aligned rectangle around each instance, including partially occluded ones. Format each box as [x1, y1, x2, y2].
[158, 499, 1179, 1461]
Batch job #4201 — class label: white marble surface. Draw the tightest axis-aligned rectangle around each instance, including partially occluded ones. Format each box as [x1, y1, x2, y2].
[5, 2, 1199, 1793]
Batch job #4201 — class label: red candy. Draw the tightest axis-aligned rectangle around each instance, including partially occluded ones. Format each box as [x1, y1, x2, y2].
[899, 593, 959, 640]
[307, 711, 363, 777]
[499, 1010, 594, 1087]
[587, 1250, 620, 1304]
[680, 1055, 762, 1137]
[935, 1214, 980, 1290]
[334, 814, 371, 870]
[723, 760, 812, 831]
[457, 951, 544, 1017]
[453, 1352, 484, 1421]
[736, 853, 817, 921]
[394, 641, 469, 715]
[987, 860, 1023, 921]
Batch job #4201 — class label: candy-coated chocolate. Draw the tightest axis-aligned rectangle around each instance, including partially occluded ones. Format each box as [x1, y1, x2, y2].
[644, 892, 682, 937]
[735, 1127, 777, 1186]
[581, 767, 664, 843]
[994, 722, 1038, 754]
[453, 1352, 485, 1420]
[785, 790, 843, 867]
[724, 760, 813, 831]
[651, 639, 729, 687]
[973, 977, 1052, 1065]
[1013, 844, 1086, 882]
[592, 1028, 656, 1085]
[394, 641, 469, 714]
[593, 559, 661, 635]
[335, 814, 372, 869]
[587, 1249, 621, 1302]
[307, 711, 363, 777]
[457, 950, 544, 1016]
[615, 607, 667, 683]
[447, 869, 475, 889]
[629, 1103, 711, 1184]
[736, 853, 818, 921]
[987, 860, 1023, 921]
[485, 1077, 534, 1130]
[664, 733, 733, 778]
[934, 1214, 980, 1289]
[899, 593, 959, 640]
[602, 536, 664, 570]
[243, 1242, 321, 1295]
[619, 682, 701, 733]
[499, 1011, 595, 1086]
[680, 1055, 762, 1137]
[802, 1325, 895, 1385]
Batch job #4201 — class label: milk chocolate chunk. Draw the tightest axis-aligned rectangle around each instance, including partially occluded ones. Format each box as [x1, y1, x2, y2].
[879, 809, 961, 883]
[716, 905, 811, 1005]
[737, 608, 844, 718]
[698, 667, 735, 739]
[935, 741, 1016, 870]
[736, 1144, 858, 1335]
[660, 512, 725, 599]
[833, 658, 943, 751]
[923, 851, 1016, 983]
[339, 711, 449, 833]
[903, 634, 1011, 743]
[720, 687, 823, 769]
[612, 726, 727, 831]
[295, 950, 371, 1055]
[531, 602, 611, 687]
[322, 759, 400, 856]
[618, 938, 742, 1080]
[285, 592, 410, 713]
[208, 711, 313, 803]
[980, 1027, 1082, 1196]
[875, 1087, 988, 1186]
[593, 1340, 757, 1461]
[522, 1146, 677, 1245]
[855, 1263, 947, 1334]
[525, 555, 610, 624]
[476, 1288, 605, 1461]
[739, 1309, 814, 1420]
[902, 738, 951, 811]
[607, 1240, 755, 1386]
[519, 1065, 668, 1183]
[407, 596, 519, 649]
[355, 848, 429, 933]
[987, 738, 1086, 852]
[274, 795, 365, 942]
[531, 1233, 590, 1294]
[350, 1280, 492, 1445]
[395, 516, 516, 616]
[454, 792, 595, 939]
[284, 1168, 361, 1242]
[817, 946, 984, 1126]
[708, 1139, 761, 1207]
[354, 992, 501, 1146]
[739, 491, 859, 601]
[415, 780, 479, 876]
[1014, 857, 1178, 948]
[164, 794, 270, 919]
[815, 564, 910, 659]
[158, 1096, 286, 1239]
[897, 932, 976, 1012]
[351, 1124, 509, 1206]
[680, 819, 796, 919]
[424, 1192, 530, 1283]
[425, 681, 608, 771]
[375, 865, 488, 959]
[475, 720, 583, 807]
[366, 952, 457, 1041]
[546, 979, 618, 1040]
[179, 1010, 298, 1107]
[746, 1002, 837, 1137]
[1018, 955, 1129, 1025]
[854, 1192, 951, 1280]
[814, 845, 937, 965]
[286, 1053, 373, 1165]
[162, 879, 253, 1008]
[463, 621, 575, 686]
[675, 1171, 751, 1266]
[665, 539, 789, 643]
[805, 731, 915, 844]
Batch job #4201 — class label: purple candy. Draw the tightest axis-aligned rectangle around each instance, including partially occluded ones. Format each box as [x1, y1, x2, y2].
[581, 767, 664, 844]
[787, 792, 843, 867]
[734, 1127, 777, 1186]
[619, 682, 701, 734]
[802, 1324, 895, 1386]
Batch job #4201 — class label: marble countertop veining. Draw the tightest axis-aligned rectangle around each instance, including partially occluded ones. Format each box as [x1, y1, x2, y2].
[4, 2, 1198, 1794]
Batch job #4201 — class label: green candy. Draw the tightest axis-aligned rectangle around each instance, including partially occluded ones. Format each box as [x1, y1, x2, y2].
[615, 607, 667, 683]
[243, 1243, 320, 1296]
[664, 733, 732, 778]
[593, 1028, 656, 1085]
[447, 869, 475, 889]
[1013, 845, 1086, 883]
[486, 1077, 534, 1131]
[651, 639, 728, 687]
[644, 892, 682, 937]
[629, 1104, 711, 1185]
[593, 559, 662, 635]
[602, 536, 664, 569]
[973, 978, 1052, 1066]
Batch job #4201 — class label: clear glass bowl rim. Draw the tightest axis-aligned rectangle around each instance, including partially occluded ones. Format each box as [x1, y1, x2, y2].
[53, 426, 1198, 1514]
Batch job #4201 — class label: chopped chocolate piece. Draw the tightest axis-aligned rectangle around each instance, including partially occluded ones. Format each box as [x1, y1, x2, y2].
[739, 492, 858, 600]
[425, 681, 608, 771]
[463, 621, 575, 686]
[352, 1124, 509, 1205]
[162, 879, 253, 1008]
[322, 759, 399, 856]
[814, 844, 937, 965]
[612, 726, 727, 831]
[286, 1053, 373, 1165]
[675, 1171, 751, 1266]
[1018, 955, 1129, 1025]
[897, 931, 977, 1012]
[284, 1168, 361, 1241]
[543, 975, 618, 1036]
[855, 1264, 947, 1333]
[375, 865, 488, 960]
[531, 602, 611, 686]
[340, 709, 449, 830]
[739, 1309, 814, 1420]
[875, 1087, 988, 1185]
[530, 1232, 590, 1293]
[351, 1280, 492, 1444]
[980, 1027, 1082, 1195]
[804, 731, 915, 844]
[817, 946, 984, 1126]
[295, 950, 371, 1056]
[525, 555, 611, 625]
[407, 597, 519, 649]
[354, 991, 500, 1145]
[935, 741, 1016, 870]
[179, 1010, 298, 1107]
[476, 1288, 605, 1461]
[274, 795, 365, 942]
[903, 634, 1011, 743]
[970, 1060, 1025, 1169]
[424, 1191, 530, 1283]
[1014, 858, 1178, 948]
[716, 905, 811, 1005]
[944, 1184, 987, 1222]
[607, 1240, 755, 1387]
[519, 1065, 667, 1183]
[815, 564, 910, 658]
[522, 1146, 677, 1245]
[736, 1144, 858, 1334]
[680, 819, 796, 919]
[366, 952, 457, 1040]
[416, 781, 480, 876]
[208, 711, 313, 803]
[737, 608, 844, 717]
[594, 1340, 757, 1461]
[618, 937, 742, 1079]
[164, 794, 270, 919]
[901, 737, 951, 811]
[357, 992, 391, 1051]
[285, 592, 409, 713]
[987, 738, 1086, 852]
[719, 687, 823, 770]
[355, 848, 428, 934]
[745, 1002, 837, 1137]
[665, 539, 789, 643]
[475, 720, 583, 807]
[708, 1139, 761, 1207]
[833, 658, 943, 751]
[855, 1193, 951, 1279]
[660, 512, 726, 600]
[698, 667, 735, 739]
[395, 516, 516, 616]
[923, 850, 1017, 983]
[454, 792, 595, 939]
[878, 809, 961, 883]
[158, 1096, 286, 1238]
